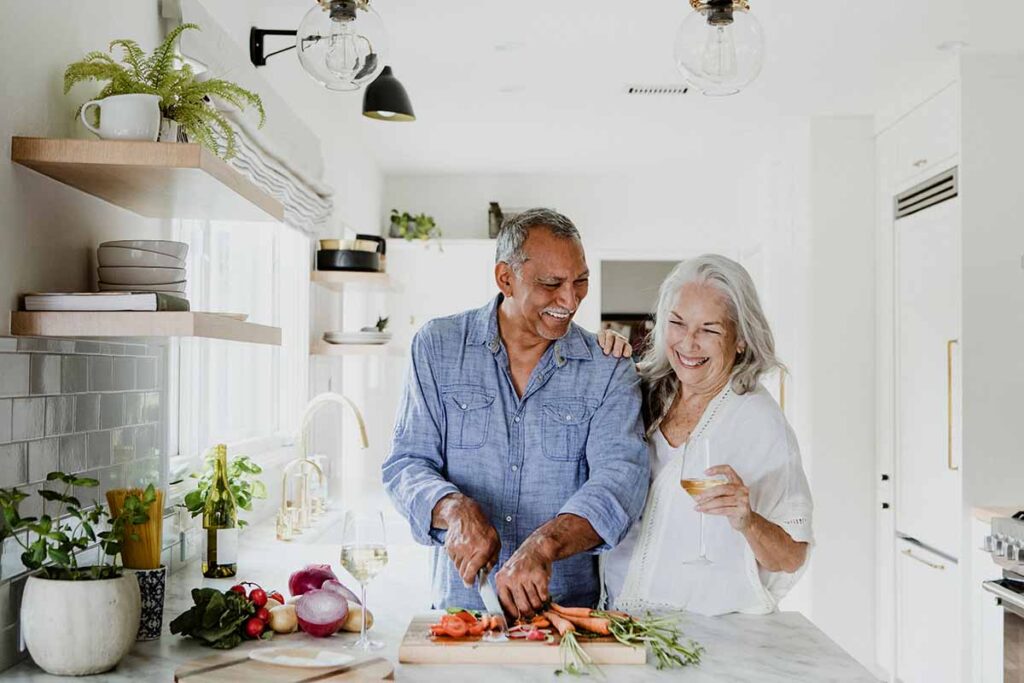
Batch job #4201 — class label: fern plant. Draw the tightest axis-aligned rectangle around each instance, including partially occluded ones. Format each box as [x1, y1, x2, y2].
[63, 24, 265, 159]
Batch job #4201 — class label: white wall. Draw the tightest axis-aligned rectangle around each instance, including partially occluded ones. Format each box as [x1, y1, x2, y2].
[600, 260, 676, 315]
[0, 1, 170, 325]
[805, 117, 878, 670]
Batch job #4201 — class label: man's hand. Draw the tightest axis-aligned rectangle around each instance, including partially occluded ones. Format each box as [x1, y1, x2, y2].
[494, 537, 553, 618]
[432, 493, 501, 586]
[597, 328, 633, 358]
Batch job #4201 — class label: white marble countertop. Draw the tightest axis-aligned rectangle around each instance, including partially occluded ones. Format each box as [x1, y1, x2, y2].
[2, 510, 879, 682]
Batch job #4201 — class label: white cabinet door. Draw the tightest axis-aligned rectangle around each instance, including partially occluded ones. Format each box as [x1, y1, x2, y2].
[892, 84, 959, 189]
[895, 198, 962, 558]
[896, 539, 961, 683]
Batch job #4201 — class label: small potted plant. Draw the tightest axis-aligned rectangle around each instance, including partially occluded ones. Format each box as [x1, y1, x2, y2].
[0, 474, 155, 676]
[180, 451, 267, 529]
[389, 209, 442, 242]
[63, 23, 265, 159]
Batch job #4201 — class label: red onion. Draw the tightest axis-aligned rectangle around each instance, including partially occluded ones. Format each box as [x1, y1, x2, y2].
[321, 579, 361, 606]
[288, 564, 339, 597]
[295, 589, 349, 637]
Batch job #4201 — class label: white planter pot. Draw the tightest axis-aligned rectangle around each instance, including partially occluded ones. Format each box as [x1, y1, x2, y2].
[21, 573, 141, 676]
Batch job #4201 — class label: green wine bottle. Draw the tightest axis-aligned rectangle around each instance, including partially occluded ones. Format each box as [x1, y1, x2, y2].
[202, 444, 238, 578]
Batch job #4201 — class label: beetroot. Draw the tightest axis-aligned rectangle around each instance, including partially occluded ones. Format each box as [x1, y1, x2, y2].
[288, 564, 339, 597]
[295, 588, 349, 637]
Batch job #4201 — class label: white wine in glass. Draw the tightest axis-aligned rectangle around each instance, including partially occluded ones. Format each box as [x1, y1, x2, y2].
[680, 440, 726, 564]
[340, 510, 388, 651]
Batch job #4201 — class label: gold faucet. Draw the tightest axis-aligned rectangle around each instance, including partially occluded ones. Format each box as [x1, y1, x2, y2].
[277, 393, 370, 541]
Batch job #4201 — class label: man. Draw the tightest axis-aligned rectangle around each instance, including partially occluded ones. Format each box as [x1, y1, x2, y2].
[382, 208, 649, 616]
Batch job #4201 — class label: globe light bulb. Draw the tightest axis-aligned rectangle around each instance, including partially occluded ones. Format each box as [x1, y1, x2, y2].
[297, 0, 388, 91]
[674, 1, 764, 96]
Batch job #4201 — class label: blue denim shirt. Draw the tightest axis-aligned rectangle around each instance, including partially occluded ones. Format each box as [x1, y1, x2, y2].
[382, 295, 650, 610]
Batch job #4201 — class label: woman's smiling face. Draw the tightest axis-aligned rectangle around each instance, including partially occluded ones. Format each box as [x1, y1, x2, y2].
[665, 282, 743, 395]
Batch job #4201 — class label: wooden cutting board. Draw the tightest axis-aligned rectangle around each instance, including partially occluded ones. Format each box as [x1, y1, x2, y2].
[174, 651, 394, 681]
[398, 615, 647, 665]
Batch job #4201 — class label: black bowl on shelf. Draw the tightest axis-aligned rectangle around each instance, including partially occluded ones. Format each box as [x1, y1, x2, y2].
[316, 249, 381, 272]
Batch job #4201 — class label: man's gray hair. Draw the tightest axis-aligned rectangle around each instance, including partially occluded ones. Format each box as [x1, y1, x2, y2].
[495, 208, 581, 272]
[638, 254, 785, 433]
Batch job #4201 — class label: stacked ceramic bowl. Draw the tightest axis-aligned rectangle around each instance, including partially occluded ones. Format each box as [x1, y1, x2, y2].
[97, 241, 188, 294]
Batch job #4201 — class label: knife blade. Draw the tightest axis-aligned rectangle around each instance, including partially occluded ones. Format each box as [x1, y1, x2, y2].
[477, 568, 508, 639]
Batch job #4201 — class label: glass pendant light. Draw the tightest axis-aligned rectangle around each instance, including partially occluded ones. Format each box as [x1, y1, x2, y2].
[296, 0, 388, 91]
[674, 0, 764, 96]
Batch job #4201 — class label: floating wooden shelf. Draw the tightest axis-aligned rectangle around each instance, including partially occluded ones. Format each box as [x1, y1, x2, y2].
[10, 137, 284, 222]
[310, 341, 393, 356]
[312, 270, 390, 292]
[10, 312, 281, 346]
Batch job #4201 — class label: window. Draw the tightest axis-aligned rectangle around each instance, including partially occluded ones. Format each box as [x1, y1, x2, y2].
[171, 219, 310, 471]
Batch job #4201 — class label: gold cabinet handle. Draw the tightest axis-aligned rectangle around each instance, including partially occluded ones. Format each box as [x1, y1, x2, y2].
[947, 339, 959, 471]
[902, 548, 946, 570]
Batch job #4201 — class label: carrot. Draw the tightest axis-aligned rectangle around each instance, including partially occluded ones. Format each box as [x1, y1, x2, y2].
[550, 602, 597, 619]
[553, 612, 612, 636]
[531, 616, 551, 629]
[544, 610, 575, 636]
[598, 609, 630, 619]
[489, 615, 502, 631]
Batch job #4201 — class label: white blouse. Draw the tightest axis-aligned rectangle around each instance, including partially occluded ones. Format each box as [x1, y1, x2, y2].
[603, 384, 813, 616]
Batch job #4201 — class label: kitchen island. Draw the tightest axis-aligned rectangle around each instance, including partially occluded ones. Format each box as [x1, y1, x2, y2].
[2, 516, 878, 682]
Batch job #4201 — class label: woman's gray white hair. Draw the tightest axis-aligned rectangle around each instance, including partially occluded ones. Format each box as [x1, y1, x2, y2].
[495, 208, 581, 272]
[638, 254, 784, 432]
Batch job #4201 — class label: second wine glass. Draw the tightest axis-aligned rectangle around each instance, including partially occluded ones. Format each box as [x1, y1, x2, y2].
[340, 510, 388, 651]
[680, 439, 726, 564]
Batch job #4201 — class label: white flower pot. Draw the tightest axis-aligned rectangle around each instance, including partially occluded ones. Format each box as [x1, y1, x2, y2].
[21, 573, 141, 676]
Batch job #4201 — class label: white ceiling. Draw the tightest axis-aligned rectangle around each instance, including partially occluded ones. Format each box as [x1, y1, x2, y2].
[254, 1, 1009, 173]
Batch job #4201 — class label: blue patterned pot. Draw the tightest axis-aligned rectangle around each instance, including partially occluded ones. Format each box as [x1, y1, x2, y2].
[127, 566, 167, 641]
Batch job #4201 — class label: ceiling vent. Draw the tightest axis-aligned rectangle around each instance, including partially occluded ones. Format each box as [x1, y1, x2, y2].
[624, 84, 689, 96]
[894, 167, 958, 219]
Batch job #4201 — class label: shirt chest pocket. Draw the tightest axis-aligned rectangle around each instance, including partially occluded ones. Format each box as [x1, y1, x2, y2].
[442, 386, 495, 450]
[541, 398, 597, 461]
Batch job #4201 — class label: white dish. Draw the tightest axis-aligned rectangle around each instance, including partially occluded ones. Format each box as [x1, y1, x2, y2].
[100, 240, 188, 260]
[248, 647, 355, 669]
[98, 281, 187, 293]
[323, 332, 391, 345]
[97, 246, 184, 268]
[98, 266, 186, 285]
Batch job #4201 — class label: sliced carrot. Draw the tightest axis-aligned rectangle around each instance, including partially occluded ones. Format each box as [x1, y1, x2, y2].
[489, 615, 502, 631]
[531, 616, 551, 629]
[443, 620, 468, 638]
[468, 621, 486, 636]
[543, 610, 575, 637]
[429, 624, 446, 636]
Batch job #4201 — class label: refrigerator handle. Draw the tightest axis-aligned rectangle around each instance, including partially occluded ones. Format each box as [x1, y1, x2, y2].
[946, 339, 959, 472]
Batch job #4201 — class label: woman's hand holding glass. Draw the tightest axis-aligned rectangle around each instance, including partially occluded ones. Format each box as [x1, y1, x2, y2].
[693, 465, 752, 531]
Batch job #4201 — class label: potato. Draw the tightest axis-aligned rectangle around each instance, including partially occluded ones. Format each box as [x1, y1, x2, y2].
[340, 603, 374, 633]
[269, 604, 299, 634]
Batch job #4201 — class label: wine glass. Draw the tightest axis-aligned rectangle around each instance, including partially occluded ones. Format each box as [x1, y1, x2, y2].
[340, 510, 389, 650]
[680, 439, 726, 564]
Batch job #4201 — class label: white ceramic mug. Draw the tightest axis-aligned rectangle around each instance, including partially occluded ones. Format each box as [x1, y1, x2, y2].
[80, 93, 161, 141]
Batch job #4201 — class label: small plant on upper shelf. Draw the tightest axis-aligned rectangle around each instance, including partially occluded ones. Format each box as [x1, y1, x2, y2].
[0, 474, 156, 580]
[390, 210, 441, 242]
[179, 451, 266, 528]
[374, 316, 389, 332]
[63, 23, 265, 160]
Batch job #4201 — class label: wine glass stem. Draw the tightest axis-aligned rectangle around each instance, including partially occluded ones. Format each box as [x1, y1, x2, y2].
[360, 581, 368, 643]
[698, 511, 706, 559]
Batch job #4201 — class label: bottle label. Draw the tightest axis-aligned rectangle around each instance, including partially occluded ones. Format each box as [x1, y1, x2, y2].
[217, 528, 239, 564]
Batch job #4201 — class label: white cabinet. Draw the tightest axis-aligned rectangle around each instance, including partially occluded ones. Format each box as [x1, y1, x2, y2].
[888, 84, 959, 189]
[896, 539, 961, 683]
[894, 196, 962, 559]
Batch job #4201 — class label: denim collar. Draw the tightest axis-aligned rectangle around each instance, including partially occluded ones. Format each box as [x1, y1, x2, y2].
[468, 295, 593, 363]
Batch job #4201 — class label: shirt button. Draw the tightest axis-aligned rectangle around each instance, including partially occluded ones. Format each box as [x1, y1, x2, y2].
[514, 416, 521, 423]
[505, 515, 513, 522]
[565, 415, 572, 421]
[511, 465, 518, 472]
[461, 404, 467, 410]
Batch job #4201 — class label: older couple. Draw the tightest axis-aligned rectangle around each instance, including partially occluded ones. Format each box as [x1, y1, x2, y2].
[382, 208, 813, 617]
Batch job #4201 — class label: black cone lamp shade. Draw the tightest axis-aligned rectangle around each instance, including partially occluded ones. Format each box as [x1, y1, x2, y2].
[362, 66, 415, 122]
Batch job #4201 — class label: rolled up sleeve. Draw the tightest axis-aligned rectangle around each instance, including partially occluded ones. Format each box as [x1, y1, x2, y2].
[558, 359, 650, 551]
[381, 328, 460, 546]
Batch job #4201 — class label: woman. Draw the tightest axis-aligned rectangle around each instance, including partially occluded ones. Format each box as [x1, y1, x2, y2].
[601, 254, 812, 616]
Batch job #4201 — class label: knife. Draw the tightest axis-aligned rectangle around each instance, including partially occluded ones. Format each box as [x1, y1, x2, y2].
[477, 568, 508, 640]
